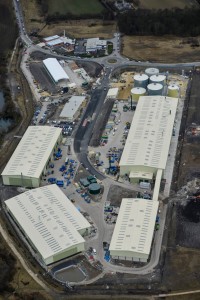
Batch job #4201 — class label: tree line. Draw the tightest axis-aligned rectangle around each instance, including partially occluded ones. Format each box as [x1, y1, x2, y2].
[117, 8, 200, 36]
[37, 0, 114, 22]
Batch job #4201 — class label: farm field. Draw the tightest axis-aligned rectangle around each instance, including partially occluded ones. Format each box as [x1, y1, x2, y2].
[139, 0, 197, 9]
[47, 0, 104, 16]
[21, 0, 44, 33]
[39, 20, 116, 39]
[122, 35, 200, 63]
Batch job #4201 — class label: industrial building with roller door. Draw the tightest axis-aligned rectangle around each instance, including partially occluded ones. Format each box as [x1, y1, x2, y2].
[109, 198, 159, 262]
[119, 95, 178, 189]
[1, 126, 62, 188]
[5, 185, 91, 265]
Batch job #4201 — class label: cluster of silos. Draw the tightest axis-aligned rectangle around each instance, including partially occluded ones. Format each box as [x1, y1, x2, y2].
[147, 73, 166, 96]
[132, 68, 179, 98]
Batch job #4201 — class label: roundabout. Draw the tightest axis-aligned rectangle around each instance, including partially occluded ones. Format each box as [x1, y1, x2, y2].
[107, 58, 118, 64]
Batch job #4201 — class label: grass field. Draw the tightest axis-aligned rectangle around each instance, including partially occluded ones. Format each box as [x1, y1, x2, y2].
[122, 35, 200, 63]
[47, 0, 104, 16]
[139, 0, 197, 9]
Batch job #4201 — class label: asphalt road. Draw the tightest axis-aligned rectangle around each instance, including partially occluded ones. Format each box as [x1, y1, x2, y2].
[74, 74, 111, 180]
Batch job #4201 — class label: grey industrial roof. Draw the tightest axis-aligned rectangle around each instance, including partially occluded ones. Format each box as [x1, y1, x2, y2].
[60, 96, 86, 119]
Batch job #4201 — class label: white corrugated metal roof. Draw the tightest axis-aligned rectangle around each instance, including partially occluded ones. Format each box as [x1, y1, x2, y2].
[109, 198, 159, 255]
[5, 185, 91, 260]
[46, 38, 63, 47]
[1, 126, 62, 179]
[43, 58, 69, 83]
[120, 96, 178, 170]
[44, 35, 60, 42]
[60, 96, 85, 119]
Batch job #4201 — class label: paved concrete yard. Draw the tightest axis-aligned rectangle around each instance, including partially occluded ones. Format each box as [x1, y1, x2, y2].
[89, 101, 135, 174]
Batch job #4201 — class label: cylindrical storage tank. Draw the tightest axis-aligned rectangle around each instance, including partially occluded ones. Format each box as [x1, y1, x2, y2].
[134, 74, 149, 88]
[89, 183, 101, 195]
[147, 83, 163, 96]
[167, 85, 179, 98]
[145, 68, 159, 77]
[131, 87, 146, 101]
[150, 74, 166, 86]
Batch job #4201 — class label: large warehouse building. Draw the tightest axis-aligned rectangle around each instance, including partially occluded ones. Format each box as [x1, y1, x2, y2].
[1, 126, 62, 188]
[119, 96, 178, 183]
[43, 58, 69, 84]
[109, 198, 159, 262]
[5, 185, 91, 265]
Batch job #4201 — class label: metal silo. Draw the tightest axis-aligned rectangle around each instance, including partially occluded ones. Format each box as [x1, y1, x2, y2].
[150, 74, 166, 86]
[131, 87, 146, 101]
[145, 67, 159, 77]
[147, 83, 163, 96]
[167, 85, 179, 98]
[134, 74, 149, 88]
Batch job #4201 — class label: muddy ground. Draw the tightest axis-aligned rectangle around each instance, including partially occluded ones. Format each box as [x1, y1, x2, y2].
[176, 71, 200, 189]
[107, 185, 137, 207]
[160, 70, 200, 292]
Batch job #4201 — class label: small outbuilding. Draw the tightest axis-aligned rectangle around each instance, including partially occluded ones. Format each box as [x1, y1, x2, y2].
[106, 88, 119, 99]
